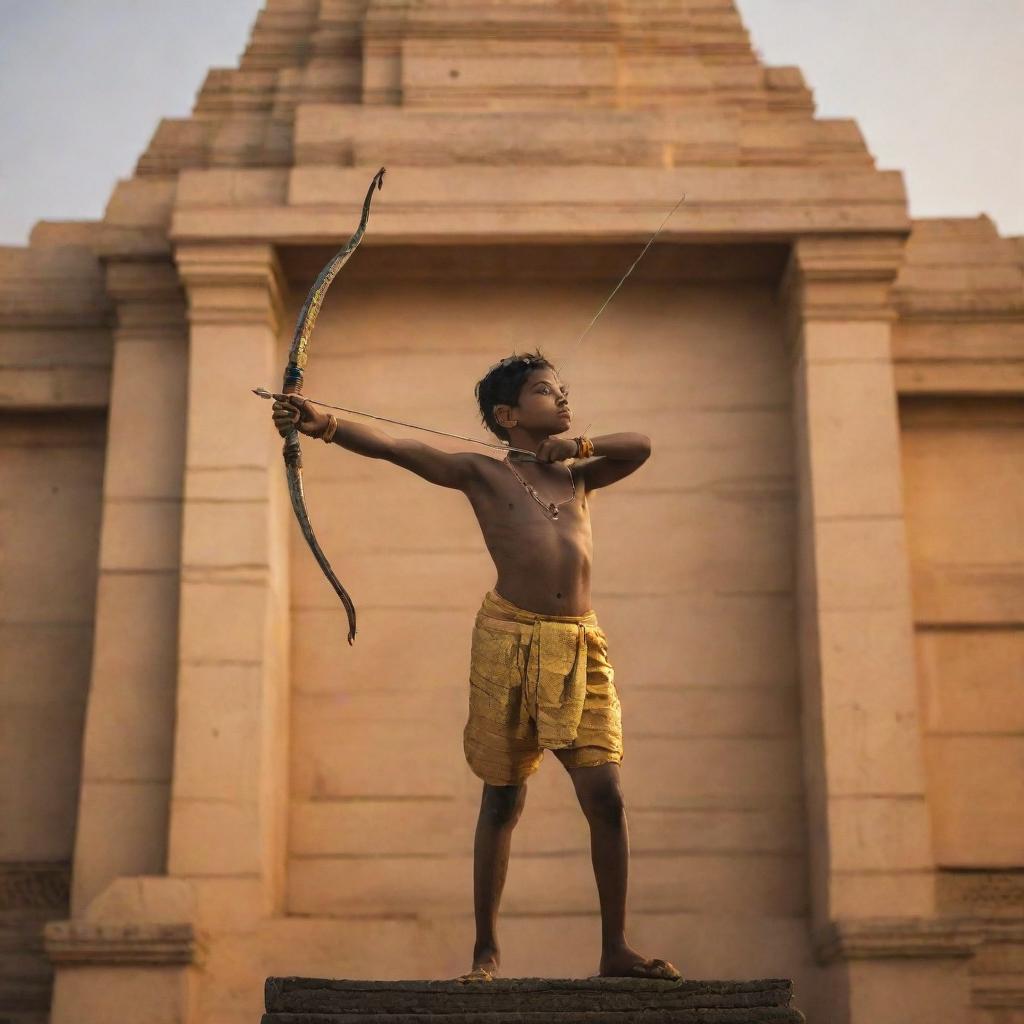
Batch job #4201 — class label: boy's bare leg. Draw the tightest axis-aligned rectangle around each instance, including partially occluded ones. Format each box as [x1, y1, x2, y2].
[564, 762, 681, 980]
[462, 780, 528, 980]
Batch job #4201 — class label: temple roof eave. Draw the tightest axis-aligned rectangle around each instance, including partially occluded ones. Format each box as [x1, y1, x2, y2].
[167, 165, 911, 247]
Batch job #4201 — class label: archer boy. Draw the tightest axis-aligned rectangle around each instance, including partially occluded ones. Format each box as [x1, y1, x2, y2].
[272, 351, 680, 983]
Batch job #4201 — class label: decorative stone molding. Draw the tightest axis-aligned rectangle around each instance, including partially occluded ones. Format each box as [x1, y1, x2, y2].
[44, 921, 204, 967]
[812, 917, 995, 965]
[0, 862, 71, 913]
[969, 912, 1024, 1011]
[174, 243, 284, 329]
[0, 863, 70, 1020]
[781, 233, 908, 327]
[792, 234, 908, 280]
[938, 870, 1024, 916]
[103, 256, 188, 333]
[974, 982, 1024, 1011]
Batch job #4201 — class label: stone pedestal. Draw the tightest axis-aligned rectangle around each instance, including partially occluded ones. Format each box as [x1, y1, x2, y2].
[46, 877, 203, 1024]
[261, 977, 806, 1023]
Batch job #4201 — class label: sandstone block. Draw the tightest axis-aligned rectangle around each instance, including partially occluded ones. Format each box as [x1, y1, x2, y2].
[262, 976, 806, 1023]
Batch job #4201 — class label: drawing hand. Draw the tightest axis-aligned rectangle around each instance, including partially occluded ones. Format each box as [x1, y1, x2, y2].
[535, 437, 579, 463]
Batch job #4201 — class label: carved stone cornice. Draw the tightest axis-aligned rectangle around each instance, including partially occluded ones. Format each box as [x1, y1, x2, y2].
[100, 254, 188, 340]
[43, 921, 204, 967]
[174, 243, 284, 329]
[782, 234, 908, 326]
[806, 917, 991, 962]
[814, 917, 1024, 1014]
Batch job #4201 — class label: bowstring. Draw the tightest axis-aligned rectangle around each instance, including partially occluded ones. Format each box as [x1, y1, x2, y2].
[558, 192, 687, 403]
[254, 387, 539, 459]
[255, 194, 686, 457]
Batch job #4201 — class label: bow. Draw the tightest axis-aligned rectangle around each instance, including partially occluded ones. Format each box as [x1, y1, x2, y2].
[281, 166, 385, 646]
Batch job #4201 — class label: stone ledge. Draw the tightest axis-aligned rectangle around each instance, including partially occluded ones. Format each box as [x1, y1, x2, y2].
[263, 976, 806, 1023]
[43, 921, 203, 966]
[973, 982, 1024, 1011]
[812, 916, 1005, 964]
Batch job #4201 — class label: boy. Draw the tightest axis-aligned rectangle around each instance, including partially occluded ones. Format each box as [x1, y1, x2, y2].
[272, 351, 680, 983]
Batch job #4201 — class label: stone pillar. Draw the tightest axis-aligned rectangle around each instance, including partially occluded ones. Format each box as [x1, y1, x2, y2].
[69, 248, 188, 915]
[781, 236, 978, 1023]
[48, 245, 200, 1024]
[168, 244, 291, 929]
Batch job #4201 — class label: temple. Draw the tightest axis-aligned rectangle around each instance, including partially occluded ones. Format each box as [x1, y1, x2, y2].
[1, 2, 1021, 1023]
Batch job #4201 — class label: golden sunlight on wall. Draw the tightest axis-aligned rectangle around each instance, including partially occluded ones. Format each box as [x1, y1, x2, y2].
[900, 397, 1024, 866]
[282, 243, 808, 974]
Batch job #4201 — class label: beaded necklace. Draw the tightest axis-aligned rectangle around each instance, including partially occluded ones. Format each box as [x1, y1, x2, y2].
[503, 454, 576, 520]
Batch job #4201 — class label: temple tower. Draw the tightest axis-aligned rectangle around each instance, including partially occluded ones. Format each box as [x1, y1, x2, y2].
[1, 3, 1021, 1023]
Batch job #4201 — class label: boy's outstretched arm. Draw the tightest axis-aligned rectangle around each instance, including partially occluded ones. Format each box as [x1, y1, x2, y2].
[271, 396, 476, 491]
[574, 433, 652, 491]
[384, 438, 478, 490]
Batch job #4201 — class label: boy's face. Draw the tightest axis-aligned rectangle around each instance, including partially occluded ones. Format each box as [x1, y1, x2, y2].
[499, 367, 571, 436]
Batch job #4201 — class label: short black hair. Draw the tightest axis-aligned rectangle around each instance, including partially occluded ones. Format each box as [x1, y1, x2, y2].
[475, 350, 557, 442]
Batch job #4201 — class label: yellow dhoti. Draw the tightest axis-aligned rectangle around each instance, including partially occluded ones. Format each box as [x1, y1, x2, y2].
[463, 589, 623, 786]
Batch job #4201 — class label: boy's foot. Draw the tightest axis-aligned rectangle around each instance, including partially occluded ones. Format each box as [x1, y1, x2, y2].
[455, 947, 500, 984]
[455, 964, 496, 983]
[599, 945, 681, 981]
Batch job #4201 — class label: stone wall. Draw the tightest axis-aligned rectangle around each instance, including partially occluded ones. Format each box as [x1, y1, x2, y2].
[1, 3, 1022, 1023]
[283, 240, 808, 961]
[0, 231, 112, 1024]
[900, 397, 1024, 867]
[892, 215, 1024, 1018]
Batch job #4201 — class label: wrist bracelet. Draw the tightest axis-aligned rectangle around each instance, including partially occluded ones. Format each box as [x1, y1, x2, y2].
[574, 435, 594, 458]
[321, 414, 339, 444]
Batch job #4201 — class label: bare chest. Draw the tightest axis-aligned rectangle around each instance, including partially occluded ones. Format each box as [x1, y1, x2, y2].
[471, 458, 592, 543]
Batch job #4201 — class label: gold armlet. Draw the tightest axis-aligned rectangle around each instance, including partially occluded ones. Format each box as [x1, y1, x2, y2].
[321, 414, 339, 444]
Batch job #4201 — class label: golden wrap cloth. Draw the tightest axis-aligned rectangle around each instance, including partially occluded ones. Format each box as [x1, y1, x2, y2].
[463, 589, 623, 786]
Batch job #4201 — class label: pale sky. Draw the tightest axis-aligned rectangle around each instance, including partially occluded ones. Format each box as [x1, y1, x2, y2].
[1, 0, 1021, 245]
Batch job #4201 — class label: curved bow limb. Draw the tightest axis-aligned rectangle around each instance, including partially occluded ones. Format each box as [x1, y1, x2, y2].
[281, 167, 385, 645]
